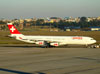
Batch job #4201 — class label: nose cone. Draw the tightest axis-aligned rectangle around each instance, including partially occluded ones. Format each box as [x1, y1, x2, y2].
[92, 40, 97, 44]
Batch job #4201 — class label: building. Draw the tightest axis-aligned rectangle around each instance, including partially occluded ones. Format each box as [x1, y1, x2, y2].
[89, 27, 100, 31]
[50, 17, 62, 22]
[97, 17, 100, 20]
[64, 17, 76, 22]
[87, 17, 96, 22]
[25, 23, 31, 27]
[64, 26, 81, 31]
[25, 19, 32, 22]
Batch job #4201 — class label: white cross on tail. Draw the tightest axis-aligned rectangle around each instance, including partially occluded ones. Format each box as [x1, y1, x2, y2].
[10, 26, 15, 32]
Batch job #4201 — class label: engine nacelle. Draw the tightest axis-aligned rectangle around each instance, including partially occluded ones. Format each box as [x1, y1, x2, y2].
[35, 41, 45, 45]
[50, 43, 59, 46]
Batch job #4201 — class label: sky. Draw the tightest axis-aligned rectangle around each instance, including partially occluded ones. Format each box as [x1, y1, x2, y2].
[0, 0, 100, 19]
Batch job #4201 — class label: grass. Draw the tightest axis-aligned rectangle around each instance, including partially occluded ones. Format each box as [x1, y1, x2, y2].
[0, 30, 100, 44]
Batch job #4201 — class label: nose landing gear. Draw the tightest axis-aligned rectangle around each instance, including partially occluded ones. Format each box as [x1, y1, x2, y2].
[87, 44, 100, 48]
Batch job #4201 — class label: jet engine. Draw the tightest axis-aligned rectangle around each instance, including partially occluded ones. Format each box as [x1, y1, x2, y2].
[50, 42, 59, 46]
[35, 41, 45, 45]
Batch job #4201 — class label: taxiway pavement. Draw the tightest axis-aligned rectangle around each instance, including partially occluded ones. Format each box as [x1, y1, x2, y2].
[0, 46, 100, 74]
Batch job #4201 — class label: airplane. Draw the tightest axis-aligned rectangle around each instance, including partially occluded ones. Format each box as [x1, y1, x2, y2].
[7, 23, 96, 47]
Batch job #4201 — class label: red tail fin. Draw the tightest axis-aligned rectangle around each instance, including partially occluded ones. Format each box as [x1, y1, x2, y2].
[7, 23, 21, 34]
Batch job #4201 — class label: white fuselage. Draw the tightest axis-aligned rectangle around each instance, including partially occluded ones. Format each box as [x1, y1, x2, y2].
[18, 35, 96, 45]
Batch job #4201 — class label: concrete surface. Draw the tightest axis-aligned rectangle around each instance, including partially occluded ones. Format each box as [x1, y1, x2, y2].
[0, 46, 100, 74]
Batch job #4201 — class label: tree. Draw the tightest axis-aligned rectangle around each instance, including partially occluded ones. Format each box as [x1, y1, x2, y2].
[80, 17, 87, 22]
[36, 19, 44, 25]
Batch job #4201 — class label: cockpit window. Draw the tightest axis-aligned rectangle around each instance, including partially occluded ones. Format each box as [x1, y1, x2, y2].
[91, 38, 94, 40]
